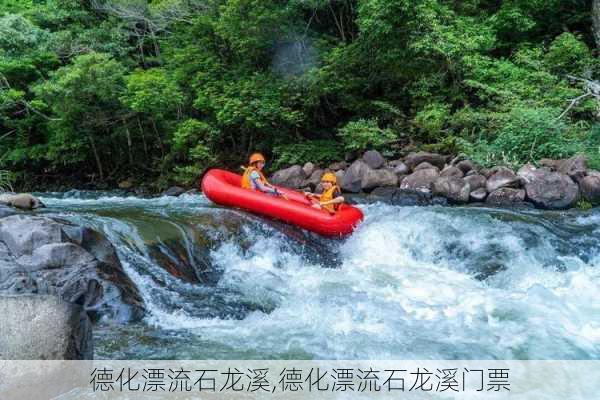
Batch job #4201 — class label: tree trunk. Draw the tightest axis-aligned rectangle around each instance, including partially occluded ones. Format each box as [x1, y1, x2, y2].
[594, 0, 600, 49]
[123, 119, 134, 166]
[88, 133, 104, 181]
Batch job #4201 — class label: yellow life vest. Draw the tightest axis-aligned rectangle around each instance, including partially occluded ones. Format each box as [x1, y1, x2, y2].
[241, 166, 268, 190]
[320, 185, 341, 213]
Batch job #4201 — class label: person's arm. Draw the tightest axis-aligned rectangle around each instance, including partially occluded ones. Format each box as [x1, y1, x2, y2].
[319, 196, 345, 207]
[253, 177, 278, 194]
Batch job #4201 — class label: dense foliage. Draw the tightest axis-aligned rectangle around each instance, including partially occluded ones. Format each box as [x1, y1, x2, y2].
[0, 0, 599, 189]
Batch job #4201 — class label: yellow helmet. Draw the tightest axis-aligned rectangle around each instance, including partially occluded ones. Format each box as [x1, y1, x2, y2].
[249, 152, 266, 165]
[321, 172, 337, 184]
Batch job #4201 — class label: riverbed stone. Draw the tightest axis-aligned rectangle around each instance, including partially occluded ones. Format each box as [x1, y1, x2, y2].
[0, 193, 45, 210]
[456, 159, 477, 174]
[404, 152, 446, 170]
[486, 167, 521, 192]
[302, 168, 325, 190]
[362, 150, 385, 169]
[558, 155, 588, 181]
[523, 169, 579, 209]
[163, 186, 186, 197]
[440, 166, 464, 178]
[432, 176, 470, 203]
[302, 162, 315, 177]
[463, 174, 486, 192]
[270, 165, 305, 188]
[328, 161, 348, 171]
[0, 295, 92, 359]
[414, 162, 439, 172]
[361, 168, 398, 191]
[400, 168, 440, 193]
[579, 174, 600, 204]
[0, 215, 143, 322]
[388, 160, 409, 175]
[368, 187, 447, 206]
[486, 188, 526, 205]
[470, 188, 487, 202]
[341, 160, 371, 193]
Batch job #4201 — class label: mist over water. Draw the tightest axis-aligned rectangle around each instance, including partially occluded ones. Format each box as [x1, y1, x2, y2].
[38, 192, 600, 360]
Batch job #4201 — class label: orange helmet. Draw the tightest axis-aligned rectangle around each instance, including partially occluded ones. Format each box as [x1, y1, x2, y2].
[321, 172, 337, 184]
[249, 152, 266, 165]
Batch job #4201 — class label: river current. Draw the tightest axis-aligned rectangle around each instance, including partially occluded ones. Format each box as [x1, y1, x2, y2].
[36, 191, 600, 360]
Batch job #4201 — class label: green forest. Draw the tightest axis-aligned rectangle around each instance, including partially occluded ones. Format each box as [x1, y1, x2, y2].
[1, 0, 599, 191]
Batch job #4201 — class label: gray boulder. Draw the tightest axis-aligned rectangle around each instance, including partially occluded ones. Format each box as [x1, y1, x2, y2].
[400, 168, 440, 193]
[464, 174, 487, 192]
[362, 150, 386, 169]
[440, 166, 464, 178]
[432, 176, 470, 204]
[404, 152, 446, 170]
[486, 167, 521, 192]
[0, 193, 45, 210]
[517, 163, 538, 183]
[456, 159, 476, 174]
[0, 215, 143, 322]
[0, 205, 16, 218]
[523, 169, 579, 209]
[414, 162, 439, 172]
[341, 160, 371, 193]
[579, 174, 600, 204]
[163, 186, 186, 197]
[302, 168, 325, 190]
[0, 295, 92, 359]
[302, 162, 315, 177]
[270, 165, 305, 188]
[558, 155, 587, 181]
[470, 188, 487, 202]
[486, 188, 526, 205]
[368, 187, 448, 206]
[361, 168, 398, 191]
[328, 161, 349, 171]
[388, 160, 409, 175]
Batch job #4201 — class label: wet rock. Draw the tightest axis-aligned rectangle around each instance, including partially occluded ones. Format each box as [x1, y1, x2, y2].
[0, 215, 143, 322]
[404, 151, 446, 170]
[579, 174, 600, 204]
[456, 159, 476, 174]
[470, 188, 487, 202]
[118, 179, 134, 190]
[270, 165, 305, 189]
[361, 168, 398, 191]
[163, 186, 186, 197]
[302, 168, 325, 191]
[341, 160, 371, 193]
[302, 162, 315, 177]
[328, 161, 348, 171]
[0, 295, 92, 359]
[557, 155, 588, 181]
[517, 163, 538, 183]
[486, 167, 521, 192]
[486, 188, 526, 205]
[432, 176, 470, 204]
[368, 188, 447, 206]
[0, 205, 16, 219]
[388, 160, 409, 175]
[0, 193, 45, 210]
[400, 168, 440, 193]
[440, 166, 464, 178]
[362, 150, 385, 169]
[523, 169, 579, 209]
[539, 158, 560, 170]
[463, 174, 486, 192]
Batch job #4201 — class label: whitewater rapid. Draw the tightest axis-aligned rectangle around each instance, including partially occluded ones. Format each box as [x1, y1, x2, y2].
[38, 192, 600, 360]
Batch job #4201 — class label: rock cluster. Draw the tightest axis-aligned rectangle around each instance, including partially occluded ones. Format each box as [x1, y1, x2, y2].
[269, 152, 600, 209]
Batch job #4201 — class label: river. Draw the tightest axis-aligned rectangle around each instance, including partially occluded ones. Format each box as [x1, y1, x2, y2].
[36, 191, 600, 360]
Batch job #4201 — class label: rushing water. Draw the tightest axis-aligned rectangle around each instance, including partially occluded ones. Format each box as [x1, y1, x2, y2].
[36, 191, 600, 360]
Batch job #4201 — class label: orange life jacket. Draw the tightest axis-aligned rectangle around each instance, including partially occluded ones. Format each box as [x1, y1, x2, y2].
[241, 166, 268, 190]
[320, 185, 341, 213]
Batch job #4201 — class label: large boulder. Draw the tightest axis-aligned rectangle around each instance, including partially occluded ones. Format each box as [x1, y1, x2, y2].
[558, 155, 588, 181]
[522, 168, 579, 209]
[0, 215, 143, 322]
[328, 161, 348, 171]
[388, 160, 409, 175]
[270, 165, 305, 188]
[0, 295, 92, 359]
[440, 166, 464, 178]
[362, 150, 386, 169]
[302, 162, 315, 177]
[404, 152, 446, 170]
[414, 162, 439, 172]
[361, 168, 398, 191]
[432, 176, 470, 203]
[341, 160, 371, 193]
[463, 174, 487, 192]
[0, 205, 16, 218]
[486, 188, 526, 205]
[302, 168, 325, 191]
[400, 168, 440, 193]
[486, 167, 521, 192]
[456, 159, 477, 174]
[368, 187, 448, 206]
[579, 174, 600, 204]
[0, 193, 45, 210]
[470, 188, 487, 202]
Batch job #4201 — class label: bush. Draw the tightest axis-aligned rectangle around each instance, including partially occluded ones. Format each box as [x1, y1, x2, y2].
[272, 140, 342, 169]
[171, 119, 218, 185]
[337, 118, 396, 152]
[544, 33, 593, 76]
[413, 103, 451, 142]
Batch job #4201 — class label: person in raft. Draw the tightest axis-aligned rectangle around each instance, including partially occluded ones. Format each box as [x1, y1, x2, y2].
[241, 152, 286, 198]
[304, 172, 345, 213]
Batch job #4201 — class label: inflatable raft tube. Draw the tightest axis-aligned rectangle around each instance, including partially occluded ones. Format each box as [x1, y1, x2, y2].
[201, 169, 364, 237]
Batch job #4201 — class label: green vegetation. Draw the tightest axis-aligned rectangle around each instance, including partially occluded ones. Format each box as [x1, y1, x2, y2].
[0, 0, 599, 190]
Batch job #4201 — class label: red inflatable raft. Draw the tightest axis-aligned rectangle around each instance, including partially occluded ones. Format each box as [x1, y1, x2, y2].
[201, 169, 363, 237]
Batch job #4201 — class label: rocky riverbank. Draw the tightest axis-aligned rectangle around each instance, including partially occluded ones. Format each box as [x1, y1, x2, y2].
[269, 151, 600, 209]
